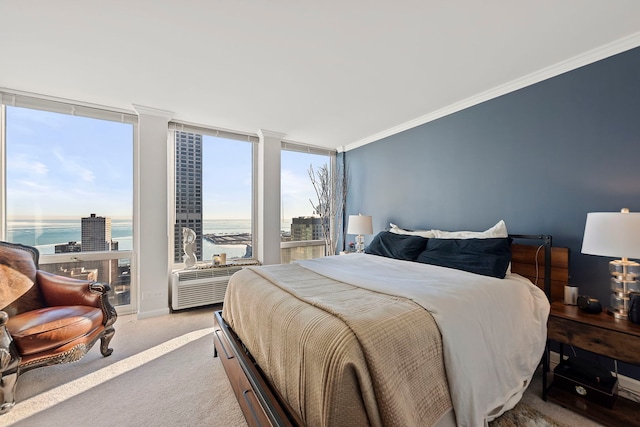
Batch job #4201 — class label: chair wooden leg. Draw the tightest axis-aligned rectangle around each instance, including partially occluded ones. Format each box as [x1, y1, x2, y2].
[0, 371, 18, 414]
[100, 327, 115, 357]
[0, 312, 21, 414]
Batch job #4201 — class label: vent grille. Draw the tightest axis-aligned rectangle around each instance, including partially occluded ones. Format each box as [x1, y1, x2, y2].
[174, 265, 244, 282]
[171, 265, 253, 310]
[175, 280, 228, 310]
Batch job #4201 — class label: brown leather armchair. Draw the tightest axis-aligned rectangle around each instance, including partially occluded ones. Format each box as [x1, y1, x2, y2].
[0, 241, 117, 413]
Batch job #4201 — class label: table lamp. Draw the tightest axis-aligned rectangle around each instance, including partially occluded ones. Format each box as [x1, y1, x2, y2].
[347, 214, 373, 253]
[581, 208, 640, 319]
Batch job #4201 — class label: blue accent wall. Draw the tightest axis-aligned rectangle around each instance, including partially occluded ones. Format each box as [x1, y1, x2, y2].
[346, 46, 640, 300]
[345, 48, 640, 378]
[345, 46, 640, 375]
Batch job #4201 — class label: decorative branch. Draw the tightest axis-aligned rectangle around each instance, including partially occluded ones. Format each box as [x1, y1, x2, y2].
[308, 161, 348, 256]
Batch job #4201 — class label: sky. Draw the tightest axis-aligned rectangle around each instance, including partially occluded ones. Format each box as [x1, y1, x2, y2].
[6, 106, 329, 221]
[201, 135, 329, 220]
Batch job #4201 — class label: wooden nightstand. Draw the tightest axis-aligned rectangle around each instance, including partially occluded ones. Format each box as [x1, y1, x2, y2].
[544, 301, 640, 427]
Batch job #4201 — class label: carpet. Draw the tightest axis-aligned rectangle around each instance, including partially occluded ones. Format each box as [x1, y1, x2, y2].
[2, 310, 247, 427]
[490, 402, 569, 427]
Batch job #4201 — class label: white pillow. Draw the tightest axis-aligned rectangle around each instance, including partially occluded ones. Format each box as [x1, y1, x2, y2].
[432, 220, 508, 239]
[389, 223, 436, 238]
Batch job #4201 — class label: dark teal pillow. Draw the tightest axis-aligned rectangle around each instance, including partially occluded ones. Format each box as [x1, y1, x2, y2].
[415, 238, 512, 278]
[365, 231, 428, 261]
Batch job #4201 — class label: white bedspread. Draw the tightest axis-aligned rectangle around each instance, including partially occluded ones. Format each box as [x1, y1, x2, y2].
[297, 253, 550, 427]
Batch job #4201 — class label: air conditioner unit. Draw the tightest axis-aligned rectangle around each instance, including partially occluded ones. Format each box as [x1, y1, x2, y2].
[171, 264, 249, 310]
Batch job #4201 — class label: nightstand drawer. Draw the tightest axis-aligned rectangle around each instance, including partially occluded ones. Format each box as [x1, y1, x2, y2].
[548, 316, 640, 365]
[546, 302, 640, 427]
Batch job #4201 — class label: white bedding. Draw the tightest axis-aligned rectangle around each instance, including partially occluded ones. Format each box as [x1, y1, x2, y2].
[297, 253, 550, 427]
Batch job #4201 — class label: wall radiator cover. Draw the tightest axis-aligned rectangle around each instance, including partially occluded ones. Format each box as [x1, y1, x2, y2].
[171, 265, 248, 310]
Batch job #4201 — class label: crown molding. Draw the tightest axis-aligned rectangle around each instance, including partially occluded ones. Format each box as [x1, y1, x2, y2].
[344, 32, 640, 152]
[131, 104, 174, 119]
[257, 129, 287, 140]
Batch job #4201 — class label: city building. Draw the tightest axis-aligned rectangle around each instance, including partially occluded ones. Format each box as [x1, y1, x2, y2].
[55, 241, 81, 253]
[81, 214, 112, 252]
[282, 216, 327, 264]
[291, 216, 325, 241]
[18, 220, 136, 309]
[79, 213, 124, 304]
[174, 131, 203, 263]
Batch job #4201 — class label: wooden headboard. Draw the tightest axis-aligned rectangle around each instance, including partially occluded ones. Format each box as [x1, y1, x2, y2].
[510, 242, 569, 303]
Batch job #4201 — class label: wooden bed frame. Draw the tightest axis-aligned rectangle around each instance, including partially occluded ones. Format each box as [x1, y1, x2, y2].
[213, 234, 570, 427]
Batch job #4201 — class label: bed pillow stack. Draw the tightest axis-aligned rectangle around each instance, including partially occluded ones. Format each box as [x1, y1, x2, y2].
[375, 220, 512, 278]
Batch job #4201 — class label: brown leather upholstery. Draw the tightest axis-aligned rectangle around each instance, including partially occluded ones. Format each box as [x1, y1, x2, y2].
[0, 241, 117, 414]
[7, 306, 104, 355]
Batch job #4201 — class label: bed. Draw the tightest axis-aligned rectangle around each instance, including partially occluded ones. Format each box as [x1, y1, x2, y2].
[213, 230, 569, 427]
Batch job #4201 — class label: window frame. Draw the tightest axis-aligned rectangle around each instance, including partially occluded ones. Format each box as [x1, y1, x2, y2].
[0, 90, 138, 314]
[168, 121, 258, 269]
[280, 141, 337, 262]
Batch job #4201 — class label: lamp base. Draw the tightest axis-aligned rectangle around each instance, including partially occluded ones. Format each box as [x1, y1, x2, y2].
[607, 307, 628, 320]
[355, 235, 365, 253]
[608, 259, 639, 321]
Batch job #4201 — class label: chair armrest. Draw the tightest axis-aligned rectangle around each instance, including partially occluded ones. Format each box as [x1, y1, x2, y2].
[37, 270, 106, 307]
[36, 271, 118, 328]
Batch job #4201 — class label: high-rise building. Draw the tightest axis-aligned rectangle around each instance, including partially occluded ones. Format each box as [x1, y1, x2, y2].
[55, 241, 81, 253]
[49, 215, 127, 306]
[81, 213, 111, 252]
[174, 131, 203, 262]
[291, 216, 325, 241]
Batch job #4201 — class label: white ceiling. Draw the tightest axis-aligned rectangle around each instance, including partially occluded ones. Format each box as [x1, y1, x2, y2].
[2, 1, 640, 151]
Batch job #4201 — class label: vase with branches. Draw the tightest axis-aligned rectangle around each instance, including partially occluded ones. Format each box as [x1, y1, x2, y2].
[308, 161, 348, 256]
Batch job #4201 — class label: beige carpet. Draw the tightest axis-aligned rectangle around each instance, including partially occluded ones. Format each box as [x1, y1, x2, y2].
[3, 306, 245, 427]
[1, 306, 604, 427]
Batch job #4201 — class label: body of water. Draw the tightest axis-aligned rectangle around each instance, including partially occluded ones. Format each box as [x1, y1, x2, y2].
[7, 218, 293, 261]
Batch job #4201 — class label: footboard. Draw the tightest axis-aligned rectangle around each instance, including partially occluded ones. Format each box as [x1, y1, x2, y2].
[213, 310, 301, 427]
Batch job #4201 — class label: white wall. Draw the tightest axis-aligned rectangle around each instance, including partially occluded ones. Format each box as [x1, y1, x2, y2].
[133, 105, 173, 319]
[257, 130, 285, 265]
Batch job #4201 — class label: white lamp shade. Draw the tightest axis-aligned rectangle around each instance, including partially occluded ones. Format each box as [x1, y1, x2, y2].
[347, 214, 373, 235]
[581, 211, 640, 259]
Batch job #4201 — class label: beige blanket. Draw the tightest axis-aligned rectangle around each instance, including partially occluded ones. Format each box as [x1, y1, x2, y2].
[223, 263, 452, 427]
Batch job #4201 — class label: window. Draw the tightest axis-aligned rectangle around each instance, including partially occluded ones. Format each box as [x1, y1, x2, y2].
[170, 125, 256, 266]
[1, 92, 136, 312]
[281, 144, 336, 263]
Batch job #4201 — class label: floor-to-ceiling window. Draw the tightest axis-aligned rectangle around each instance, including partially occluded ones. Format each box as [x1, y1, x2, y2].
[0, 92, 136, 313]
[170, 125, 256, 267]
[281, 143, 336, 263]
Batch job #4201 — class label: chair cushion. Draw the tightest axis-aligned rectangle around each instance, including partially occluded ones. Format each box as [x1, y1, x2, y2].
[6, 306, 103, 356]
